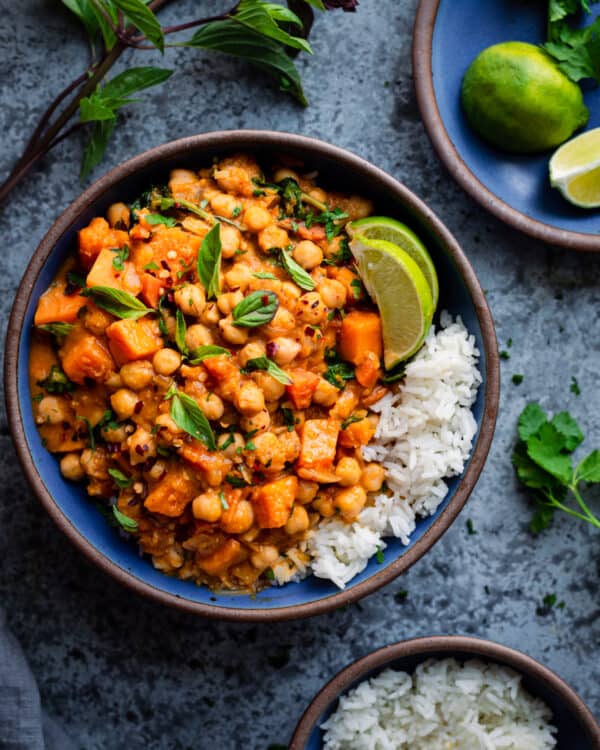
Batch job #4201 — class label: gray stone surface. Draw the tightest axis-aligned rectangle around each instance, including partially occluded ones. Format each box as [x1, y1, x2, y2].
[1, 1, 599, 748]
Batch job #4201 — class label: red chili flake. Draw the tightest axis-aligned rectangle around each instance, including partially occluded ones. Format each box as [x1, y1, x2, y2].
[134, 401, 144, 414]
[128, 496, 141, 506]
[134, 444, 145, 456]
[161, 260, 171, 271]
[174, 202, 181, 209]
[266, 341, 278, 358]
[305, 326, 316, 338]
[164, 277, 173, 288]
[261, 294, 270, 305]
[310, 300, 319, 309]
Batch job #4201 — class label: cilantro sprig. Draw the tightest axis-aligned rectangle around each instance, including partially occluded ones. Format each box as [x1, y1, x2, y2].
[544, 0, 600, 84]
[512, 402, 600, 533]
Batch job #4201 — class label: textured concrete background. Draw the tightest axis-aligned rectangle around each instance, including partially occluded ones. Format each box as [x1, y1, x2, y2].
[1, 1, 599, 748]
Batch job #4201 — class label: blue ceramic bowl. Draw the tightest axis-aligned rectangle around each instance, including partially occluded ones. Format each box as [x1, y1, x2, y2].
[414, 0, 600, 251]
[289, 637, 600, 749]
[5, 131, 499, 621]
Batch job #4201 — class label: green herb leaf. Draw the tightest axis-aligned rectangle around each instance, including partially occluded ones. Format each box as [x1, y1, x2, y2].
[81, 286, 153, 319]
[219, 491, 229, 510]
[575, 449, 600, 483]
[253, 271, 277, 280]
[549, 0, 594, 23]
[322, 237, 352, 266]
[108, 467, 134, 488]
[282, 407, 295, 431]
[341, 414, 363, 430]
[324, 348, 355, 389]
[242, 356, 293, 384]
[188, 345, 231, 363]
[527, 429, 573, 485]
[196, 223, 222, 299]
[518, 403, 547, 442]
[76, 415, 95, 451]
[376, 547, 384, 564]
[144, 261, 160, 271]
[37, 365, 74, 394]
[570, 376, 581, 396]
[175, 309, 188, 355]
[112, 505, 139, 533]
[350, 278, 363, 299]
[37, 322, 74, 338]
[111, 244, 130, 270]
[226, 474, 249, 488]
[544, 17, 600, 83]
[111, 0, 165, 51]
[81, 119, 115, 180]
[232, 290, 279, 327]
[466, 518, 477, 535]
[281, 248, 315, 290]
[233, 0, 313, 53]
[169, 391, 216, 450]
[146, 213, 177, 227]
[551, 411, 584, 452]
[512, 373, 524, 385]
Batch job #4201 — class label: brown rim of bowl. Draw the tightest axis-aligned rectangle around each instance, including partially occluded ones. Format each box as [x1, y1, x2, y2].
[412, 0, 600, 253]
[289, 635, 600, 748]
[4, 130, 499, 622]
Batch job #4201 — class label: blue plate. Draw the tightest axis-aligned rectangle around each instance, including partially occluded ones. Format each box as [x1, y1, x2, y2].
[414, 0, 600, 250]
[5, 132, 498, 620]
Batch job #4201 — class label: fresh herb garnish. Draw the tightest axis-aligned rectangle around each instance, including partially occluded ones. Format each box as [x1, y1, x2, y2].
[280, 248, 315, 291]
[219, 433, 235, 451]
[166, 388, 216, 450]
[313, 207, 349, 240]
[108, 467, 134, 488]
[145, 213, 177, 227]
[196, 223, 222, 299]
[112, 505, 138, 533]
[570, 376, 581, 396]
[544, 1, 600, 85]
[225, 474, 249, 488]
[111, 245, 130, 270]
[242, 356, 293, 385]
[37, 365, 74, 394]
[143, 261, 160, 271]
[323, 348, 355, 389]
[466, 518, 477, 535]
[512, 402, 600, 532]
[282, 407, 296, 431]
[219, 491, 229, 510]
[499, 350, 510, 360]
[264, 568, 276, 581]
[175, 309, 189, 355]
[253, 272, 277, 280]
[350, 278, 363, 299]
[322, 237, 352, 266]
[232, 205, 242, 218]
[188, 345, 231, 363]
[376, 547, 385, 564]
[80, 286, 153, 320]
[37, 322, 74, 338]
[512, 374, 524, 385]
[232, 290, 279, 328]
[341, 414, 363, 430]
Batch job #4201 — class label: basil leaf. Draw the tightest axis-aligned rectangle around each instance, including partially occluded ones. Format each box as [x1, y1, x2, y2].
[281, 248, 315, 290]
[81, 119, 115, 180]
[108, 468, 134, 488]
[234, 0, 313, 53]
[112, 505, 139, 532]
[102, 66, 173, 99]
[111, 0, 165, 52]
[144, 261, 160, 271]
[188, 345, 231, 363]
[196, 223, 222, 299]
[169, 391, 216, 450]
[232, 290, 279, 327]
[242, 356, 293, 385]
[112, 245, 130, 270]
[146, 213, 177, 227]
[175, 309, 188, 354]
[81, 286, 153, 319]
[37, 365, 75, 394]
[37, 322, 74, 338]
[253, 272, 277, 280]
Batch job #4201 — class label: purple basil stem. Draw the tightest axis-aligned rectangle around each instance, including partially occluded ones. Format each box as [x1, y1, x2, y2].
[324, 0, 359, 10]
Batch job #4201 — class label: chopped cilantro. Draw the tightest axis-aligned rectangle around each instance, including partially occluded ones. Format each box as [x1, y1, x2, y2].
[512, 374, 524, 385]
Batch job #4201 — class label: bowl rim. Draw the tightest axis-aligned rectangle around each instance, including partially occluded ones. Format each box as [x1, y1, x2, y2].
[289, 635, 600, 748]
[412, 0, 600, 253]
[4, 129, 499, 622]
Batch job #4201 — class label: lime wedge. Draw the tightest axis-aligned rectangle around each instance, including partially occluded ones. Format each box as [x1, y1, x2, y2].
[350, 235, 434, 369]
[549, 127, 600, 208]
[348, 216, 439, 309]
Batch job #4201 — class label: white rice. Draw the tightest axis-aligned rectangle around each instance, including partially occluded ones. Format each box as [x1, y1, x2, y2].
[321, 659, 557, 750]
[303, 312, 481, 589]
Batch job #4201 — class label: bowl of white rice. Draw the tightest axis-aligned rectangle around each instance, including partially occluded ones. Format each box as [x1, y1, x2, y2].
[289, 636, 600, 749]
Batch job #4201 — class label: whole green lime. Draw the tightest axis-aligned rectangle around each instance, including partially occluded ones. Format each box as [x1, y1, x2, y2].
[461, 42, 589, 153]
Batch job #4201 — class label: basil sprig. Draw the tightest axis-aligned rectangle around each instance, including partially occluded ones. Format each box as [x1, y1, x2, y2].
[188, 345, 231, 363]
[81, 286, 153, 320]
[167, 389, 216, 450]
[242, 356, 293, 385]
[196, 223, 222, 299]
[232, 290, 279, 328]
[281, 248, 315, 291]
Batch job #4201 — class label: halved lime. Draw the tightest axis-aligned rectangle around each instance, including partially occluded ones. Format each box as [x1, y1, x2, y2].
[350, 235, 434, 368]
[549, 127, 600, 208]
[348, 216, 439, 309]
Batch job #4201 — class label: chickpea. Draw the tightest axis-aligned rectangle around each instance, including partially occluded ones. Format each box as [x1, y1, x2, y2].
[273, 168, 299, 183]
[296, 480, 319, 504]
[101, 424, 128, 443]
[60, 453, 84, 481]
[106, 202, 130, 229]
[210, 192, 239, 218]
[80, 447, 108, 479]
[323, 235, 346, 261]
[270, 336, 301, 366]
[174, 284, 206, 317]
[250, 544, 279, 570]
[335, 457, 362, 487]
[243, 205, 272, 233]
[153, 348, 181, 376]
[147, 459, 167, 480]
[224, 263, 252, 291]
[308, 187, 327, 203]
[264, 307, 296, 336]
[285, 505, 310, 535]
[220, 224, 242, 258]
[104, 373, 123, 390]
[219, 315, 248, 345]
[217, 290, 244, 315]
[199, 392, 225, 421]
[169, 168, 197, 185]
[213, 166, 252, 197]
[345, 195, 373, 220]
[312, 495, 335, 518]
[296, 292, 328, 324]
[221, 499, 254, 534]
[192, 489, 223, 522]
[185, 323, 214, 351]
[110, 388, 139, 420]
[251, 371, 285, 402]
[319, 279, 347, 309]
[280, 281, 302, 306]
[238, 341, 266, 367]
[361, 463, 386, 493]
[119, 360, 154, 391]
[154, 412, 180, 434]
[293, 240, 323, 270]
[252, 432, 286, 471]
[235, 381, 265, 415]
[258, 225, 289, 252]
[200, 301, 220, 326]
[36, 396, 70, 425]
[334, 486, 367, 521]
[278, 428, 301, 463]
[127, 427, 156, 465]
[313, 377, 339, 407]
[217, 431, 245, 459]
[240, 408, 271, 435]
